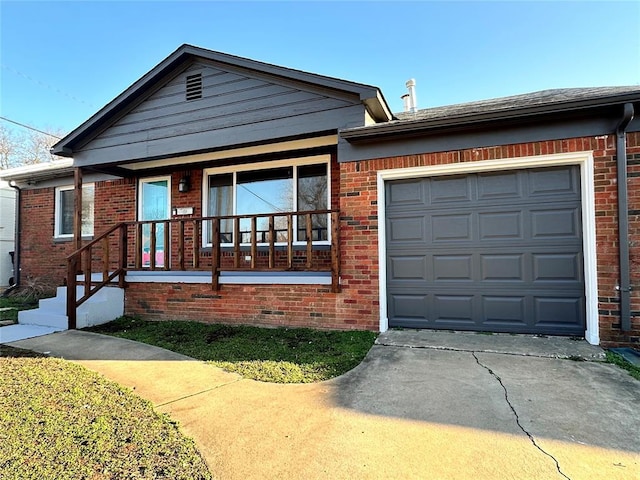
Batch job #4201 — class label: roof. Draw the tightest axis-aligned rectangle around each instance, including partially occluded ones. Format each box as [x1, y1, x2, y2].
[52, 44, 393, 157]
[0, 160, 74, 183]
[342, 86, 640, 141]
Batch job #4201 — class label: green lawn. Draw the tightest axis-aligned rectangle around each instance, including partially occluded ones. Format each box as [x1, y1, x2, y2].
[0, 296, 39, 323]
[0, 347, 211, 480]
[88, 316, 377, 383]
[606, 350, 640, 381]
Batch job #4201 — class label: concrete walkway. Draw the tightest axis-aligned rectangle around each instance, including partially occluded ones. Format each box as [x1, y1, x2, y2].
[8, 330, 640, 480]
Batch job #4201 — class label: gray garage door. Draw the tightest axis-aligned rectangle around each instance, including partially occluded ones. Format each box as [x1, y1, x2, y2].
[385, 166, 585, 335]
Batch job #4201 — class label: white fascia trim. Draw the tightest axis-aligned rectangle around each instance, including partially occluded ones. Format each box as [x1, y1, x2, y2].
[376, 151, 599, 344]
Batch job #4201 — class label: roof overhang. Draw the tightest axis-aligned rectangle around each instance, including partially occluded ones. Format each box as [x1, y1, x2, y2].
[341, 89, 640, 143]
[0, 160, 74, 184]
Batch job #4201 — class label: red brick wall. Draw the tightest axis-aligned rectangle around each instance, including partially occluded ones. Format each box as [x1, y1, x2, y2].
[338, 133, 640, 346]
[19, 187, 70, 287]
[17, 137, 640, 345]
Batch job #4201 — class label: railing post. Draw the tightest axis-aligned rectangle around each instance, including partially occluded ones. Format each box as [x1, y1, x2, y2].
[287, 214, 293, 269]
[305, 213, 313, 269]
[150, 222, 157, 270]
[250, 216, 257, 269]
[212, 218, 220, 291]
[135, 223, 142, 269]
[268, 215, 275, 268]
[119, 224, 127, 288]
[178, 220, 185, 270]
[84, 245, 92, 295]
[102, 237, 109, 283]
[67, 256, 78, 329]
[233, 217, 240, 268]
[163, 220, 170, 271]
[192, 220, 200, 268]
[331, 211, 340, 293]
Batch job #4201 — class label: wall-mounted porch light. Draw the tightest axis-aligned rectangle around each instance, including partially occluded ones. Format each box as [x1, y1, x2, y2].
[178, 174, 190, 193]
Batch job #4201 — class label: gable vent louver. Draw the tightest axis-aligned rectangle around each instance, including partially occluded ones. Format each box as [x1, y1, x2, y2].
[185, 73, 203, 101]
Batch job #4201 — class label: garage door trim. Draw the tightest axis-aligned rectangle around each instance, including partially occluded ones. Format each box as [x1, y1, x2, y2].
[376, 151, 598, 345]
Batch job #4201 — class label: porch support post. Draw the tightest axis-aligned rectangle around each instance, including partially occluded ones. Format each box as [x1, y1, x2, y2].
[73, 167, 83, 251]
[67, 256, 77, 329]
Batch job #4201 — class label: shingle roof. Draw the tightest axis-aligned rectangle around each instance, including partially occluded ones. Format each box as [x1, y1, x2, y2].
[340, 86, 640, 141]
[394, 86, 640, 122]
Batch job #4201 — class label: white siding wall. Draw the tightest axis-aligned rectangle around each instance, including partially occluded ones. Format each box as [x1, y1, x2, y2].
[0, 182, 16, 287]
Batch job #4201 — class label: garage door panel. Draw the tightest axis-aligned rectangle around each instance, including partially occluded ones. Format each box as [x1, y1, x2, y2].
[534, 297, 584, 329]
[387, 180, 424, 206]
[482, 296, 526, 325]
[430, 176, 472, 203]
[388, 216, 425, 242]
[533, 253, 582, 282]
[433, 295, 475, 323]
[479, 211, 523, 240]
[431, 214, 472, 241]
[389, 294, 429, 321]
[480, 254, 524, 281]
[433, 255, 473, 281]
[477, 171, 523, 200]
[386, 165, 585, 336]
[531, 208, 580, 239]
[389, 256, 427, 280]
[529, 168, 578, 196]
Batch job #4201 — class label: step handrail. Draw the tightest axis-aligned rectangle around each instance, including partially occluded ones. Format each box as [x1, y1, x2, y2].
[66, 222, 127, 329]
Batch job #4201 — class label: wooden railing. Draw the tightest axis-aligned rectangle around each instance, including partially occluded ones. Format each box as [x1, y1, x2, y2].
[66, 209, 340, 329]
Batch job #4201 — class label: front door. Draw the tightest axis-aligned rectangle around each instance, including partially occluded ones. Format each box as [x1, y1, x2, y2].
[139, 176, 171, 268]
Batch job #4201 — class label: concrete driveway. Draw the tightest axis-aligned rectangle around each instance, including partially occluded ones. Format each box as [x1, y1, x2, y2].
[9, 330, 640, 480]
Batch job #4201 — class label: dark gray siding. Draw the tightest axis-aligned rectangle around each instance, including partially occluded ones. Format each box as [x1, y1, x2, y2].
[339, 116, 640, 163]
[74, 62, 364, 166]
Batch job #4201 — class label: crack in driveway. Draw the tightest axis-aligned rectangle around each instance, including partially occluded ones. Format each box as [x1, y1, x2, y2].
[472, 352, 571, 480]
[155, 377, 242, 407]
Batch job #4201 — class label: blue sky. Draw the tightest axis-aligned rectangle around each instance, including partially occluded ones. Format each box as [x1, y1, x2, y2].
[1, 1, 639, 137]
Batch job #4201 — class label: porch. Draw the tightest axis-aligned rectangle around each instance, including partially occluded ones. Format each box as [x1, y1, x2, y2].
[66, 210, 341, 328]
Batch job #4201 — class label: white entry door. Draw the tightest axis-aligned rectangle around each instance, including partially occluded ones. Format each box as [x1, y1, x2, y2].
[139, 176, 171, 267]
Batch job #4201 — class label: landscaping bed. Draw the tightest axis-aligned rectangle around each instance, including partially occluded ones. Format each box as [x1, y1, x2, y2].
[88, 316, 377, 383]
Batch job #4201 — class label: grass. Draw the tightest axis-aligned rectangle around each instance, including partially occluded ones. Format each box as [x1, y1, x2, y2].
[0, 351, 212, 480]
[88, 316, 378, 383]
[0, 295, 39, 323]
[606, 350, 640, 381]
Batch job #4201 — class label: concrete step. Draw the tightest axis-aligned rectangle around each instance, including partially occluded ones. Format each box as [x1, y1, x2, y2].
[18, 310, 69, 329]
[0, 324, 64, 344]
[17, 286, 125, 330]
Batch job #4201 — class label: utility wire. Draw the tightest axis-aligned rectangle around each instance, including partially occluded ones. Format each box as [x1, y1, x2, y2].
[1, 64, 96, 108]
[238, 182, 287, 212]
[0, 116, 63, 139]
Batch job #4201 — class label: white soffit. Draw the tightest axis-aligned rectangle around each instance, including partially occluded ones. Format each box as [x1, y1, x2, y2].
[122, 135, 338, 171]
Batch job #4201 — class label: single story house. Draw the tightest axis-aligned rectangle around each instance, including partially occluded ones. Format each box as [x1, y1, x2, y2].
[2, 44, 639, 346]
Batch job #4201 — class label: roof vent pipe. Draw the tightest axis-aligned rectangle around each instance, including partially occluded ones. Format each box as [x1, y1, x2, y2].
[401, 93, 411, 112]
[405, 79, 417, 113]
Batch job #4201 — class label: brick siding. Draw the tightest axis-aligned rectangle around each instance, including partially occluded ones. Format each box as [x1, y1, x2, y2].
[17, 135, 640, 345]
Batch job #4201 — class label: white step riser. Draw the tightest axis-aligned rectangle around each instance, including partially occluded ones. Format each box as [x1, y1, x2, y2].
[38, 297, 67, 314]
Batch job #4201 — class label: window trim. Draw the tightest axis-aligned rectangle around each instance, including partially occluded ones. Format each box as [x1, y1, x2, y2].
[54, 183, 95, 239]
[202, 155, 331, 247]
[137, 175, 172, 222]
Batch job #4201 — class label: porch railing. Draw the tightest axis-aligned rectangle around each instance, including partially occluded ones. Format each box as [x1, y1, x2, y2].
[66, 209, 340, 329]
